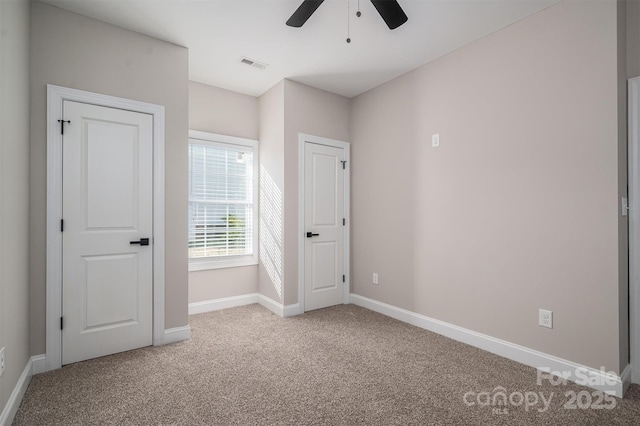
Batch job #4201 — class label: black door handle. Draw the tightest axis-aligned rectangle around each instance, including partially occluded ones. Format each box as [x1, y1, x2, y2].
[130, 238, 150, 246]
[306, 232, 319, 238]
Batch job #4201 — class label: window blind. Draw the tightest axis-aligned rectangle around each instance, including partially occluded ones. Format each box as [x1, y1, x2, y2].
[188, 142, 254, 259]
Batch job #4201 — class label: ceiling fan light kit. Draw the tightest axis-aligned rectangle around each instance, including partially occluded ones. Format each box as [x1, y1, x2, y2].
[286, 0, 407, 40]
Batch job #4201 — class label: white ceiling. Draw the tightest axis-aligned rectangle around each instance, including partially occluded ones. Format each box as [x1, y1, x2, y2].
[40, 0, 561, 98]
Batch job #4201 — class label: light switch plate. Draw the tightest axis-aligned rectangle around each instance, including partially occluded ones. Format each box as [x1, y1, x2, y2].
[432, 134, 440, 147]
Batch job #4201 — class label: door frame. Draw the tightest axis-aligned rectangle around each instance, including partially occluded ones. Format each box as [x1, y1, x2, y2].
[630, 76, 640, 384]
[297, 133, 350, 313]
[46, 85, 165, 371]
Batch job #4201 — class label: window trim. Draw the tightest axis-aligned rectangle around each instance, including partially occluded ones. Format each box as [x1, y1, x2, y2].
[188, 130, 259, 271]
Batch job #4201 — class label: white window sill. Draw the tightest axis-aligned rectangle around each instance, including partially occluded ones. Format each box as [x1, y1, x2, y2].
[189, 256, 258, 272]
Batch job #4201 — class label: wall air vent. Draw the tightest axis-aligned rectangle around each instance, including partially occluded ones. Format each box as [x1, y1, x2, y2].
[239, 56, 268, 70]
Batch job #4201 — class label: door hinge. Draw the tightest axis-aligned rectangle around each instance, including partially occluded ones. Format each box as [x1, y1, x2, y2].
[60, 317, 64, 330]
[57, 119, 70, 135]
[341, 160, 347, 170]
[343, 218, 346, 226]
[60, 219, 64, 232]
[342, 275, 345, 283]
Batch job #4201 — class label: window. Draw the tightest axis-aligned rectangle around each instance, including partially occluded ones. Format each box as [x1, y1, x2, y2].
[188, 131, 258, 270]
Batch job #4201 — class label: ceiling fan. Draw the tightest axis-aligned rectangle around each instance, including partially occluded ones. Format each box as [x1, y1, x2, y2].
[286, 0, 408, 30]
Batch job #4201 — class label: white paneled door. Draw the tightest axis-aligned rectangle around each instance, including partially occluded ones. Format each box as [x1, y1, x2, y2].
[304, 142, 345, 311]
[62, 100, 153, 365]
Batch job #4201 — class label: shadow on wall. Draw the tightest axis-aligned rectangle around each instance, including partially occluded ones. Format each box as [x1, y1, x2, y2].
[259, 165, 283, 298]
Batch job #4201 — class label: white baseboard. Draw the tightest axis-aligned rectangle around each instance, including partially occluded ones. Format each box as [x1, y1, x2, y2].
[0, 356, 35, 426]
[31, 354, 46, 375]
[283, 303, 302, 317]
[189, 293, 260, 315]
[254, 295, 300, 318]
[162, 325, 192, 345]
[257, 294, 285, 316]
[350, 294, 628, 397]
[188, 294, 302, 318]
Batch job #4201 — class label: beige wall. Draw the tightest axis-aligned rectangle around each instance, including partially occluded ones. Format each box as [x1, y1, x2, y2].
[629, 0, 640, 79]
[189, 81, 259, 140]
[188, 81, 259, 303]
[30, 2, 189, 354]
[189, 267, 258, 302]
[350, 0, 626, 372]
[0, 0, 31, 414]
[258, 82, 285, 302]
[282, 80, 351, 305]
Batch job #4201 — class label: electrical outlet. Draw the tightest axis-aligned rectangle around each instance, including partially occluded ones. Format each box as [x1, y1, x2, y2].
[0, 347, 5, 377]
[539, 309, 553, 329]
[372, 273, 379, 285]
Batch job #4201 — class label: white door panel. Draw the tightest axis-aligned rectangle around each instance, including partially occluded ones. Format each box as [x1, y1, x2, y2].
[304, 142, 345, 311]
[311, 241, 338, 291]
[85, 121, 138, 229]
[84, 254, 138, 329]
[62, 100, 153, 365]
[312, 153, 337, 226]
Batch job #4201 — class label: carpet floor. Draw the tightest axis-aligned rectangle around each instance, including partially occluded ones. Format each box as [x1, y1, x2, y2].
[13, 304, 640, 425]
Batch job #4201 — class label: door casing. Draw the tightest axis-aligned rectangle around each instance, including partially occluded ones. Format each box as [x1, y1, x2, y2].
[46, 85, 165, 371]
[298, 133, 350, 313]
[630, 76, 640, 384]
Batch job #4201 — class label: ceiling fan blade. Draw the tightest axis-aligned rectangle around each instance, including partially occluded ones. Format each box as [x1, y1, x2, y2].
[286, 0, 325, 27]
[370, 0, 408, 30]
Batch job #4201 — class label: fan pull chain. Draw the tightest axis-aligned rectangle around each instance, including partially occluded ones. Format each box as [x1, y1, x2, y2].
[346, 0, 351, 43]
[357, 0, 361, 17]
